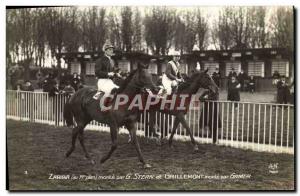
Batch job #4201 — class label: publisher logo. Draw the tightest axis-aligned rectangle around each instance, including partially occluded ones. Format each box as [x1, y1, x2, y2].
[268, 163, 279, 174]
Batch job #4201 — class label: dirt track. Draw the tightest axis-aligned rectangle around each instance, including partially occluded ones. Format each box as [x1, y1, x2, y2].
[6, 120, 294, 191]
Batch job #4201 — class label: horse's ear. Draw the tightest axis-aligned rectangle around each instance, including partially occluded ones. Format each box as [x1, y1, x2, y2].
[204, 68, 208, 73]
[137, 61, 142, 70]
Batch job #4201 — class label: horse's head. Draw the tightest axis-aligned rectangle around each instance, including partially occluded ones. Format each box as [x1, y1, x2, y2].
[119, 62, 157, 93]
[193, 69, 219, 94]
[134, 62, 157, 91]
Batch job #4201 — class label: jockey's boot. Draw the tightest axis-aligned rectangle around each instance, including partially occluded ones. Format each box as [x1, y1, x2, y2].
[171, 86, 178, 95]
[93, 91, 104, 100]
[157, 88, 167, 99]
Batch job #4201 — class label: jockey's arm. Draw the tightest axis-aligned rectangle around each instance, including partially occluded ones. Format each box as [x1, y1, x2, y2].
[165, 63, 177, 80]
[95, 65, 109, 78]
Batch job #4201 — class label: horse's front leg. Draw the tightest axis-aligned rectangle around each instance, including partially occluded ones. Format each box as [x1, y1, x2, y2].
[100, 124, 118, 164]
[126, 121, 151, 168]
[148, 111, 159, 138]
[177, 113, 199, 152]
[168, 116, 180, 148]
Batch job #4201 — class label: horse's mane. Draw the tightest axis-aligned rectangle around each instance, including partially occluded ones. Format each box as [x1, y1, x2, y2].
[177, 72, 202, 92]
[116, 69, 138, 93]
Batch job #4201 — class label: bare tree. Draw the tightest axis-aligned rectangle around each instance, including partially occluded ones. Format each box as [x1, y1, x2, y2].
[212, 7, 234, 50]
[269, 7, 294, 51]
[247, 7, 268, 48]
[173, 10, 198, 53]
[121, 7, 133, 51]
[195, 9, 209, 51]
[144, 7, 175, 55]
[173, 14, 185, 52]
[6, 9, 21, 65]
[229, 7, 251, 49]
[63, 7, 81, 53]
[107, 10, 122, 49]
[132, 7, 142, 51]
[80, 7, 107, 52]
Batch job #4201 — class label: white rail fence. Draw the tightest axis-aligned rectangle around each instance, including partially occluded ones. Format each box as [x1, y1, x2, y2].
[6, 90, 294, 154]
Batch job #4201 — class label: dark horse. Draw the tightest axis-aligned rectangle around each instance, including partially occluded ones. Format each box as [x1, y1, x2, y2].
[146, 70, 219, 151]
[63, 65, 157, 168]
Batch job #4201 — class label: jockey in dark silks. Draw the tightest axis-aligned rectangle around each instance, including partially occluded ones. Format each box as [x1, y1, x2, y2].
[93, 42, 121, 99]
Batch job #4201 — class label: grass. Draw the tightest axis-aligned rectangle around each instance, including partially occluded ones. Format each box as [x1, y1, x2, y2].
[7, 120, 294, 191]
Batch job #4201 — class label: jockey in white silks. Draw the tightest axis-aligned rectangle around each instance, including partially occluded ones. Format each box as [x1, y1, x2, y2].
[158, 50, 184, 96]
[93, 43, 121, 99]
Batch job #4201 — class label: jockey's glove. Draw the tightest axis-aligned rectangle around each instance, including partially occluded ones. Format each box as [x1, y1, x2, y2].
[108, 72, 114, 77]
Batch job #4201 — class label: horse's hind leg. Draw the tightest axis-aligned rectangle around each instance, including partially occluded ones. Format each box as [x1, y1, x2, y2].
[126, 122, 151, 168]
[100, 125, 118, 164]
[65, 126, 80, 157]
[77, 122, 90, 159]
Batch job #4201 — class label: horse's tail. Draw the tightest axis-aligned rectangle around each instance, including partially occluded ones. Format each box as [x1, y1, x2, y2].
[64, 98, 74, 127]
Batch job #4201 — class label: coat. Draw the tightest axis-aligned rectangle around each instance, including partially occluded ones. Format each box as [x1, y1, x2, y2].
[238, 72, 247, 83]
[227, 81, 240, 101]
[277, 81, 290, 104]
[95, 55, 116, 79]
[212, 72, 221, 87]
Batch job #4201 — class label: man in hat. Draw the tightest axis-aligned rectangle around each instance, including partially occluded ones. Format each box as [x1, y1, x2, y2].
[93, 42, 121, 99]
[159, 50, 184, 96]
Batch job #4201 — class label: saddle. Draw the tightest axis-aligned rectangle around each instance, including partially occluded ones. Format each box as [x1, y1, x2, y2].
[82, 89, 109, 109]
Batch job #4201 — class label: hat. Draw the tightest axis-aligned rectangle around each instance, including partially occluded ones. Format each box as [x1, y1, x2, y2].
[169, 50, 181, 56]
[102, 42, 114, 52]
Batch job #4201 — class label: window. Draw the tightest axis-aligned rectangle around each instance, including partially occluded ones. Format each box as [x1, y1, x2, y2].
[232, 53, 241, 57]
[148, 62, 158, 74]
[179, 63, 188, 75]
[118, 60, 130, 73]
[204, 62, 219, 75]
[272, 61, 289, 77]
[248, 61, 265, 77]
[161, 62, 167, 74]
[86, 62, 95, 75]
[225, 62, 241, 76]
[70, 62, 81, 74]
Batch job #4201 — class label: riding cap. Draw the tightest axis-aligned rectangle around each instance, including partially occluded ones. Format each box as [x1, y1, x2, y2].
[102, 43, 114, 52]
[169, 50, 181, 56]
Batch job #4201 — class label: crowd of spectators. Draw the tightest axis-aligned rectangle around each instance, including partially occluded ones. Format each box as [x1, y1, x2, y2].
[15, 71, 84, 99]
[209, 68, 293, 104]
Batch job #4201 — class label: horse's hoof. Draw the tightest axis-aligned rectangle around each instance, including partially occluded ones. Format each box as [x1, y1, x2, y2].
[193, 145, 199, 152]
[143, 163, 152, 169]
[128, 138, 132, 144]
[155, 138, 162, 146]
[153, 133, 160, 138]
[65, 152, 70, 158]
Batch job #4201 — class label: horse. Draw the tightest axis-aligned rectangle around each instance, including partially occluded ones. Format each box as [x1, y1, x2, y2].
[63, 64, 157, 168]
[146, 70, 219, 151]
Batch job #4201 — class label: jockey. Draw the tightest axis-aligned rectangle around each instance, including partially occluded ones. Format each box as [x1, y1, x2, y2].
[159, 50, 184, 96]
[93, 42, 121, 99]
